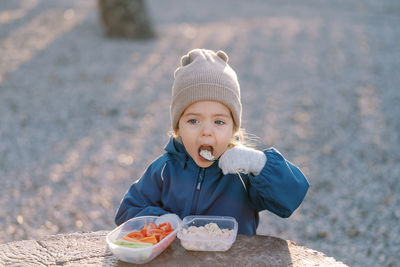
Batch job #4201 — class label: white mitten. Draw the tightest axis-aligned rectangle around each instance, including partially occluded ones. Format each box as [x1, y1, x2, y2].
[218, 145, 267, 175]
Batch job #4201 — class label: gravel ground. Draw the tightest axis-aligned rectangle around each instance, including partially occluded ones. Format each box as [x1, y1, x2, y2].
[1, 0, 399, 266]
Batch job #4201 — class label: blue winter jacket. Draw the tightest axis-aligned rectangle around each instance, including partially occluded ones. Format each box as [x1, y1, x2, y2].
[115, 137, 309, 235]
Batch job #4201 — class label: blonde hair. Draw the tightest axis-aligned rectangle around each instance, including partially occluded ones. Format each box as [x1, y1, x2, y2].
[229, 128, 259, 148]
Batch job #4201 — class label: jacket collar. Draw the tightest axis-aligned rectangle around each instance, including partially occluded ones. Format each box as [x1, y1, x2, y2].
[164, 137, 188, 168]
[164, 137, 222, 175]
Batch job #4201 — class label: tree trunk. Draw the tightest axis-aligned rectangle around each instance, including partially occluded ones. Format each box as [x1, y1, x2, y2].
[98, 0, 155, 39]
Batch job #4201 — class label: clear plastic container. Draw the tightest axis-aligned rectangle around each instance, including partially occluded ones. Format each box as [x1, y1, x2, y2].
[177, 215, 238, 251]
[106, 216, 180, 264]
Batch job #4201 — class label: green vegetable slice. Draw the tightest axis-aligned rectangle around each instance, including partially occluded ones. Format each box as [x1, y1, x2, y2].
[113, 240, 153, 248]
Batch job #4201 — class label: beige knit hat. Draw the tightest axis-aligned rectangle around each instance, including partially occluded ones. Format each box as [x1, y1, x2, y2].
[170, 48, 242, 132]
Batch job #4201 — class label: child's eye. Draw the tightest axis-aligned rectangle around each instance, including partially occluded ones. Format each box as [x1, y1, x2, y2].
[215, 120, 225, 125]
[188, 119, 199, 124]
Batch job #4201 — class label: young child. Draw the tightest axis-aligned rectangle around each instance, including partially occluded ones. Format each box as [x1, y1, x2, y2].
[115, 48, 309, 235]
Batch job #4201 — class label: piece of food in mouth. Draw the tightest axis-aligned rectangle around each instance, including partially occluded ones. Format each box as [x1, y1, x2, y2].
[200, 149, 215, 161]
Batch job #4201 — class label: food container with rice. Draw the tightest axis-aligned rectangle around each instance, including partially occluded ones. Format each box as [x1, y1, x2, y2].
[177, 215, 238, 251]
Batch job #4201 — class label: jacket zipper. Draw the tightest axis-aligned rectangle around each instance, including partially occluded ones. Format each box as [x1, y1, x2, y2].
[196, 168, 205, 190]
[190, 168, 205, 214]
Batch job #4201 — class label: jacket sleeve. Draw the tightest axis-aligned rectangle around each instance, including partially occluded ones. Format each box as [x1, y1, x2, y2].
[247, 148, 309, 217]
[114, 160, 169, 226]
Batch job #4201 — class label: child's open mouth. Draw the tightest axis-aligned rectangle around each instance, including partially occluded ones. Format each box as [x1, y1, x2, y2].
[199, 145, 215, 161]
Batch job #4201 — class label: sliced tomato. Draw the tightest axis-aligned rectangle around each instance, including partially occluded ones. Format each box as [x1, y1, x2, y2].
[147, 228, 163, 235]
[140, 226, 148, 237]
[138, 235, 158, 245]
[126, 231, 144, 239]
[122, 221, 173, 245]
[146, 228, 163, 242]
[145, 222, 158, 236]
[158, 222, 171, 232]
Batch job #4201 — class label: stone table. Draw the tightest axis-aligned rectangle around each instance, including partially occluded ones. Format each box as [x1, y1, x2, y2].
[0, 231, 347, 266]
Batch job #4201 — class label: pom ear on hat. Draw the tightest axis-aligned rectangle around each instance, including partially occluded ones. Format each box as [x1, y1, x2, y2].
[180, 54, 191, 66]
[216, 50, 228, 62]
[174, 52, 194, 77]
[180, 49, 228, 66]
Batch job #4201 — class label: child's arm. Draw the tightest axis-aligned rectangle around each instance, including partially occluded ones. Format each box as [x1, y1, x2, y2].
[114, 160, 170, 226]
[219, 146, 309, 217]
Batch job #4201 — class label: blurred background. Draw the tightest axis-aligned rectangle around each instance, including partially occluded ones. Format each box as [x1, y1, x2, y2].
[0, 0, 399, 266]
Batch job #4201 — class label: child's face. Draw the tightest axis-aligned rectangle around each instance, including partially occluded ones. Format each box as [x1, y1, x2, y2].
[177, 100, 235, 168]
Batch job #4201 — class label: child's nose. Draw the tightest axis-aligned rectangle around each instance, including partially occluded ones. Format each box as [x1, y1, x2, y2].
[201, 121, 213, 136]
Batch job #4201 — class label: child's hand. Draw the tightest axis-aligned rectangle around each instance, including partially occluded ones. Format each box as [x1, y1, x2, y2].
[218, 146, 267, 175]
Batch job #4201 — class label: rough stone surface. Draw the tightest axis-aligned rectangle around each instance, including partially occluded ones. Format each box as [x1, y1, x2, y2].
[0, 1, 399, 267]
[0, 232, 347, 266]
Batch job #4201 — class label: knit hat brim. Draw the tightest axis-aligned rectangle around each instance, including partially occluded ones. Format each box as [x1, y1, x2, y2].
[171, 83, 241, 131]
